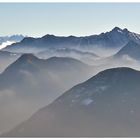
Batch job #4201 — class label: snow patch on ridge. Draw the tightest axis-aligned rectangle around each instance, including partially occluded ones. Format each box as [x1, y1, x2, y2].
[81, 98, 93, 106]
[0, 41, 15, 50]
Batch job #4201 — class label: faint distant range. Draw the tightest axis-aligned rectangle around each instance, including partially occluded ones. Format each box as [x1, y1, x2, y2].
[0, 35, 25, 49]
[3, 27, 140, 57]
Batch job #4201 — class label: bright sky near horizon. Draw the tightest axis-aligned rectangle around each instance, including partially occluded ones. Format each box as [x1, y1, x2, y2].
[0, 3, 140, 37]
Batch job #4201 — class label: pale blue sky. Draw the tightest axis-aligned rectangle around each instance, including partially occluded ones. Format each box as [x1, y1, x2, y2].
[0, 3, 140, 37]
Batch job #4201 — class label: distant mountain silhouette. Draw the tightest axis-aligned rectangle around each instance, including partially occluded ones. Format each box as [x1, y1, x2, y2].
[4, 67, 140, 137]
[3, 27, 140, 53]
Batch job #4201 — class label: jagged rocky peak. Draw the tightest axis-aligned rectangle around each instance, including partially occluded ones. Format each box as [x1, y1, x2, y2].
[111, 27, 130, 34]
[112, 27, 123, 32]
[123, 28, 129, 33]
[42, 34, 57, 39]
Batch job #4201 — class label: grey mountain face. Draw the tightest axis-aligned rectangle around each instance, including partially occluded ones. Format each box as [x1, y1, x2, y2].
[114, 41, 140, 60]
[3, 27, 140, 55]
[4, 67, 140, 137]
[93, 40, 140, 73]
[0, 54, 93, 134]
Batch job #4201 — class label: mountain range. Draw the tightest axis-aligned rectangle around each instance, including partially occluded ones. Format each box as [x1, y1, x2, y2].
[3, 27, 140, 56]
[114, 41, 140, 60]
[1, 27, 140, 137]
